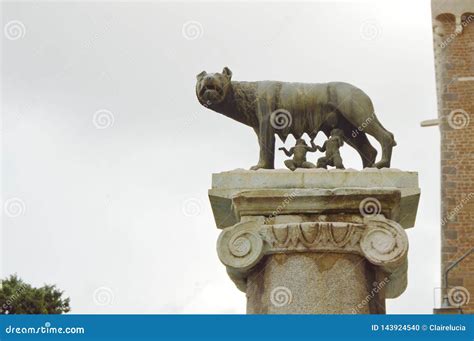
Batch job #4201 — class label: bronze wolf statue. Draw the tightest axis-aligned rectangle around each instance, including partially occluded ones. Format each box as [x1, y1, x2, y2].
[196, 67, 396, 170]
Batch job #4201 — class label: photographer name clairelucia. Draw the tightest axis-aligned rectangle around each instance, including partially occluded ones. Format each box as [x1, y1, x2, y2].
[429, 324, 466, 331]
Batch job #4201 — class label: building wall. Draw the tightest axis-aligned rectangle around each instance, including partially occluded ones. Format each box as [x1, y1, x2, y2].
[432, 0, 474, 314]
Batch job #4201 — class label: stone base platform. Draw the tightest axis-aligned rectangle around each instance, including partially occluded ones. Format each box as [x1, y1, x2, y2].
[209, 169, 420, 314]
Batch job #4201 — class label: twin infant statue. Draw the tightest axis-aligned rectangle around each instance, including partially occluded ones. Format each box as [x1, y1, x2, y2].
[279, 128, 344, 171]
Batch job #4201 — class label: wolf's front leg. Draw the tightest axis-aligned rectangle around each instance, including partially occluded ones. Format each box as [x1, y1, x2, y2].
[250, 120, 275, 170]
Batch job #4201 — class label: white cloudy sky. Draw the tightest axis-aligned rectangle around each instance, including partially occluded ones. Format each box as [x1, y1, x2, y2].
[2, 0, 441, 313]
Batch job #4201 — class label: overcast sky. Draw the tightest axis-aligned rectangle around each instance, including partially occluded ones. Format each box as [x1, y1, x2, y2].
[1, 0, 441, 314]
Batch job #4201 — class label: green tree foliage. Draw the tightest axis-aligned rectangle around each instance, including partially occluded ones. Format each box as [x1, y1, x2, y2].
[0, 275, 70, 314]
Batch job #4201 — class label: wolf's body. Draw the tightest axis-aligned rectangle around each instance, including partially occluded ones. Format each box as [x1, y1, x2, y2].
[196, 68, 396, 169]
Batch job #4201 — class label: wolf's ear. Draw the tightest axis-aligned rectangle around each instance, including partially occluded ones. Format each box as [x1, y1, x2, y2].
[222, 67, 232, 79]
[196, 71, 207, 80]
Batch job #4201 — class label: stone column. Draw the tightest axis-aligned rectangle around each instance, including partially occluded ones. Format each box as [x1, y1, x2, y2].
[209, 169, 420, 314]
